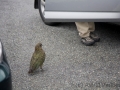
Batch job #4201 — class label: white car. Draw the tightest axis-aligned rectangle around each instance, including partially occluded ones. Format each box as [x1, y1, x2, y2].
[34, 0, 120, 25]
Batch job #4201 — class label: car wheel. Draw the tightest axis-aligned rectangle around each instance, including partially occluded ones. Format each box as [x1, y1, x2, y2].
[38, 0, 59, 26]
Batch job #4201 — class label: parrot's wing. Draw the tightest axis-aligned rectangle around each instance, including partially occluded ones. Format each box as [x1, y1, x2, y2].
[39, 52, 45, 66]
[29, 53, 41, 71]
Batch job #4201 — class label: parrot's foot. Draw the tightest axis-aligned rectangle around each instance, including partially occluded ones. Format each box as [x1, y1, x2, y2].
[28, 69, 33, 74]
[41, 68, 44, 72]
[40, 67, 44, 72]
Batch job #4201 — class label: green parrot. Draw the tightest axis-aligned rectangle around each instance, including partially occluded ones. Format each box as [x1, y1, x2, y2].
[28, 43, 46, 74]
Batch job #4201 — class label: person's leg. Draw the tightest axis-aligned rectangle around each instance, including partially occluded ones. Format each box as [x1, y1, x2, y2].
[88, 22, 95, 32]
[88, 22, 100, 42]
[75, 22, 90, 38]
[75, 22, 95, 46]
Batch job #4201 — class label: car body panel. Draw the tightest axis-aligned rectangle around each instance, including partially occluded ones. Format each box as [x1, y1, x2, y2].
[44, 0, 120, 22]
[45, 0, 120, 12]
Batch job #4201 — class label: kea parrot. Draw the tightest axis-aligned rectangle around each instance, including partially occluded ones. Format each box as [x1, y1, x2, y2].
[28, 43, 45, 74]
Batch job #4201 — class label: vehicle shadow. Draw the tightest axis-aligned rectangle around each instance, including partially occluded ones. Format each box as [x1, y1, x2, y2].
[56, 22, 120, 42]
[95, 22, 120, 42]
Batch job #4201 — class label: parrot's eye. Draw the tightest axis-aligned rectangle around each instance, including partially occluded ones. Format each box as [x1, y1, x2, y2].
[40, 44, 42, 47]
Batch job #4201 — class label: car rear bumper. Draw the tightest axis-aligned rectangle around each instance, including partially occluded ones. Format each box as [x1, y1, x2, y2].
[0, 74, 12, 90]
[0, 41, 12, 90]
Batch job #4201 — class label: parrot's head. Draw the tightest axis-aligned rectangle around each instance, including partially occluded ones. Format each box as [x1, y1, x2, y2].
[35, 43, 42, 51]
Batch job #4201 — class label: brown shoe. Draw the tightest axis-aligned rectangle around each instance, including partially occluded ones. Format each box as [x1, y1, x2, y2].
[81, 36, 95, 46]
[90, 32, 100, 42]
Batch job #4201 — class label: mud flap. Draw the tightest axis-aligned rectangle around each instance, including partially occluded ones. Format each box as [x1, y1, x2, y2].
[34, 0, 38, 9]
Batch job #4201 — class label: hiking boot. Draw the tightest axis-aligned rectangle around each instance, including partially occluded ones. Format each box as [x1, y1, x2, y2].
[81, 36, 95, 46]
[90, 32, 100, 42]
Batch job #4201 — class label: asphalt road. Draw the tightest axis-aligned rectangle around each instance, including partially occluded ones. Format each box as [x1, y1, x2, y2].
[0, 0, 120, 90]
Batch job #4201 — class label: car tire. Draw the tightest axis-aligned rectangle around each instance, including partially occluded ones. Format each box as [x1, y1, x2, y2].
[38, 0, 59, 26]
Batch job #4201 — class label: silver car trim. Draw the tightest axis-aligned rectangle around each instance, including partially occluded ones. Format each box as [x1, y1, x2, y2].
[0, 42, 2, 63]
[45, 12, 120, 22]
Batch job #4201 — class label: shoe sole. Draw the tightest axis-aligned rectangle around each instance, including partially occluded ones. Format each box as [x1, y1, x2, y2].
[81, 41, 95, 46]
